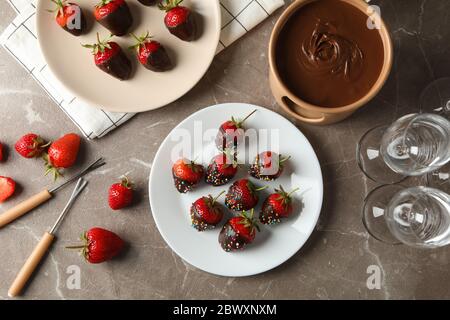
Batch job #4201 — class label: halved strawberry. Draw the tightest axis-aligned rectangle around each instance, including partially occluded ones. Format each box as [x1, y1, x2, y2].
[260, 186, 299, 225]
[172, 158, 204, 193]
[219, 209, 260, 252]
[159, 0, 196, 41]
[0, 176, 16, 203]
[82, 33, 132, 80]
[49, 0, 86, 36]
[190, 191, 225, 231]
[129, 32, 172, 72]
[94, 0, 133, 36]
[225, 179, 267, 211]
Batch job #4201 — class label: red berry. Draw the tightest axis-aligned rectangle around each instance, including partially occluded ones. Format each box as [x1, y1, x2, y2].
[225, 179, 267, 211]
[205, 152, 238, 186]
[219, 209, 260, 252]
[0, 176, 16, 203]
[94, 0, 125, 20]
[130, 32, 172, 71]
[260, 186, 299, 225]
[94, 0, 132, 36]
[53, 2, 86, 36]
[67, 227, 125, 264]
[159, 0, 196, 41]
[45, 133, 80, 180]
[190, 191, 225, 231]
[15, 133, 48, 158]
[172, 158, 204, 193]
[215, 110, 257, 150]
[108, 177, 134, 210]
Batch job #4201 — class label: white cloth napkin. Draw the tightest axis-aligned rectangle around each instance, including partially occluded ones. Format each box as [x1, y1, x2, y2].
[2, 0, 284, 139]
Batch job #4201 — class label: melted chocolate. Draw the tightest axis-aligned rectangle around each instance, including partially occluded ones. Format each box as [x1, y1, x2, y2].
[168, 12, 196, 41]
[137, 0, 158, 5]
[98, 2, 133, 36]
[219, 222, 248, 252]
[63, 4, 87, 36]
[276, 0, 385, 107]
[145, 46, 172, 72]
[97, 49, 132, 81]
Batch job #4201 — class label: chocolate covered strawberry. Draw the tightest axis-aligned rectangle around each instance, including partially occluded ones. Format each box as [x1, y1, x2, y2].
[67, 227, 124, 264]
[190, 191, 225, 231]
[219, 209, 260, 252]
[138, 0, 159, 5]
[159, 0, 196, 41]
[0, 176, 16, 203]
[15, 133, 49, 159]
[108, 176, 134, 210]
[83, 33, 132, 80]
[249, 151, 290, 181]
[225, 179, 267, 211]
[172, 158, 204, 193]
[205, 151, 238, 186]
[130, 32, 172, 72]
[215, 110, 257, 151]
[49, 0, 86, 36]
[44, 133, 80, 179]
[260, 186, 299, 225]
[94, 0, 133, 36]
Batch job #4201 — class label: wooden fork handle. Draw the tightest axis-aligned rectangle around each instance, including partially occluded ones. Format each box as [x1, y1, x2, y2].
[8, 232, 55, 297]
[0, 189, 52, 228]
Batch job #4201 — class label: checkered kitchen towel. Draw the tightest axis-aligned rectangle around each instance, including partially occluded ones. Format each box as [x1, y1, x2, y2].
[1, 0, 284, 138]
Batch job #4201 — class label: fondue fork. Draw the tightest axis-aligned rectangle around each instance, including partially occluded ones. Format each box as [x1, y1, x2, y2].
[8, 178, 88, 297]
[0, 157, 105, 228]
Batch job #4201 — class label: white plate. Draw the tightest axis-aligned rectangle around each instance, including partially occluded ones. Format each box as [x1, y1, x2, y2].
[149, 103, 323, 277]
[36, 0, 221, 113]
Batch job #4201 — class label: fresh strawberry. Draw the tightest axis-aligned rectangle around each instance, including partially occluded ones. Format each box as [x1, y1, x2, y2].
[138, 0, 159, 5]
[67, 227, 124, 264]
[260, 186, 299, 225]
[0, 176, 16, 203]
[205, 150, 238, 186]
[215, 109, 257, 150]
[190, 191, 225, 231]
[50, 0, 86, 36]
[94, 0, 133, 36]
[159, 0, 196, 41]
[129, 32, 172, 72]
[249, 151, 290, 181]
[0, 142, 4, 162]
[82, 33, 132, 80]
[219, 209, 260, 252]
[172, 158, 204, 193]
[45, 133, 81, 179]
[15, 133, 49, 159]
[108, 176, 133, 210]
[225, 178, 267, 211]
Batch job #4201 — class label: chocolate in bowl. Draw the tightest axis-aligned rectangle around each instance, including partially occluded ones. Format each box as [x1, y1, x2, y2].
[269, 0, 393, 125]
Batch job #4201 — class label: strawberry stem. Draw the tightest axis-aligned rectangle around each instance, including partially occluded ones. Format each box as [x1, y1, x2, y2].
[254, 185, 268, 192]
[65, 245, 85, 249]
[287, 187, 300, 198]
[241, 109, 257, 124]
[212, 190, 225, 204]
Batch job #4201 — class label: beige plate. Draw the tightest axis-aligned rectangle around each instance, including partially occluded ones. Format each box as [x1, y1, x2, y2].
[36, 0, 221, 113]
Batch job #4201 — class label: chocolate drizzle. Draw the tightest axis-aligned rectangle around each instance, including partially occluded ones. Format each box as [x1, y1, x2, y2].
[300, 20, 363, 81]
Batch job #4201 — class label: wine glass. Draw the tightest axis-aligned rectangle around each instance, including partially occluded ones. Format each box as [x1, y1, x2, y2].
[419, 79, 450, 193]
[419, 78, 450, 119]
[357, 113, 450, 184]
[363, 185, 450, 247]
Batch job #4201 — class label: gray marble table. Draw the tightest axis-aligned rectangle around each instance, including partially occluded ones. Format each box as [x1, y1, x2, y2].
[0, 0, 449, 299]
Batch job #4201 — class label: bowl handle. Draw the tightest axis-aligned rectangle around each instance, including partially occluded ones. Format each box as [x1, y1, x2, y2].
[280, 96, 326, 124]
